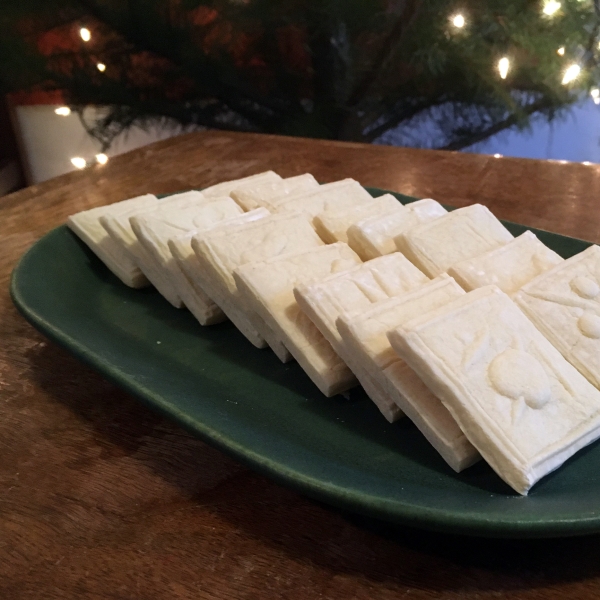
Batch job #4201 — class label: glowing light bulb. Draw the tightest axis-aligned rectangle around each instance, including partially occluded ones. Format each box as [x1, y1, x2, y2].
[452, 14, 465, 28]
[562, 63, 581, 85]
[54, 106, 71, 116]
[591, 88, 600, 104]
[557, 47, 565, 56]
[543, 1, 561, 15]
[95, 153, 108, 165]
[96, 63, 106, 72]
[79, 27, 91, 42]
[71, 157, 87, 169]
[494, 153, 503, 158]
[498, 57, 510, 79]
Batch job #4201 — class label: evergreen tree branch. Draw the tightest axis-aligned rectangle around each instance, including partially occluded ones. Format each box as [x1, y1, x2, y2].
[439, 98, 554, 151]
[347, 0, 422, 107]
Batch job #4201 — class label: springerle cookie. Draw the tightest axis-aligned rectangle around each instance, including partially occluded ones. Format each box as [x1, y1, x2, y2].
[231, 174, 319, 211]
[266, 179, 372, 222]
[388, 285, 600, 494]
[448, 231, 563, 295]
[192, 212, 324, 359]
[201, 171, 281, 198]
[396, 204, 514, 277]
[313, 194, 402, 244]
[100, 191, 207, 302]
[234, 243, 361, 396]
[294, 253, 428, 421]
[514, 244, 600, 389]
[67, 193, 158, 287]
[348, 199, 447, 261]
[168, 209, 270, 326]
[336, 276, 479, 472]
[131, 197, 244, 309]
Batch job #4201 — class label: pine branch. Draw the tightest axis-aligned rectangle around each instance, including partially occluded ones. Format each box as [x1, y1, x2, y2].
[347, 0, 423, 107]
[439, 98, 554, 151]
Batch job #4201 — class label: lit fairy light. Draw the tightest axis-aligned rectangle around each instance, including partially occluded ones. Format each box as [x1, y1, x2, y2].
[96, 63, 106, 72]
[54, 106, 71, 116]
[498, 57, 510, 79]
[71, 157, 87, 169]
[562, 64, 581, 85]
[451, 14, 465, 28]
[95, 153, 109, 165]
[79, 27, 91, 42]
[494, 153, 503, 158]
[557, 47, 565, 56]
[591, 88, 600, 104]
[542, 1, 561, 15]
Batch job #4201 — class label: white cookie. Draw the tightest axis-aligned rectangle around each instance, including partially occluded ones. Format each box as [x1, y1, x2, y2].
[100, 191, 208, 302]
[234, 243, 361, 396]
[313, 194, 402, 244]
[67, 193, 158, 287]
[168, 209, 270, 326]
[131, 197, 243, 309]
[192, 212, 324, 359]
[396, 204, 514, 277]
[448, 231, 563, 295]
[337, 276, 479, 472]
[266, 179, 372, 223]
[388, 285, 600, 494]
[514, 244, 600, 389]
[349, 199, 447, 261]
[231, 174, 319, 211]
[201, 171, 281, 198]
[294, 253, 428, 421]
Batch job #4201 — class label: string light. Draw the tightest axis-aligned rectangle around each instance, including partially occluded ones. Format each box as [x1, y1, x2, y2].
[562, 63, 581, 85]
[498, 57, 510, 79]
[95, 153, 109, 165]
[557, 47, 565, 56]
[494, 153, 503, 158]
[79, 27, 91, 42]
[96, 63, 106, 72]
[542, 1, 561, 15]
[451, 14, 465, 28]
[71, 157, 87, 169]
[54, 106, 71, 116]
[591, 88, 600, 104]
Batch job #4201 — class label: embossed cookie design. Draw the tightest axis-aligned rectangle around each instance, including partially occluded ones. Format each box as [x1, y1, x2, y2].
[514, 245, 600, 389]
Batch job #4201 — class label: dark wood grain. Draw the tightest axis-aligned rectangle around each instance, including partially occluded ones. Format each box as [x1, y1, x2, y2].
[2, 131, 600, 600]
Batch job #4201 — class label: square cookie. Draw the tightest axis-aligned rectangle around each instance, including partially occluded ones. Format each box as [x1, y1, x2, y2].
[267, 179, 373, 223]
[192, 212, 324, 359]
[100, 190, 208, 300]
[388, 285, 600, 494]
[514, 244, 600, 389]
[131, 197, 244, 309]
[234, 243, 361, 396]
[348, 199, 447, 261]
[396, 204, 514, 277]
[448, 231, 563, 295]
[67, 193, 158, 287]
[313, 194, 402, 244]
[231, 174, 319, 211]
[336, 276, 479, 472]
[201, 171, 281, 198]
[294, 253, 428, 420]
[168, 209, 270, 326]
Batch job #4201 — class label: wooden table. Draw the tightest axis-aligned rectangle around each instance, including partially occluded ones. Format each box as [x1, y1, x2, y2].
[2, 131, 600, 600]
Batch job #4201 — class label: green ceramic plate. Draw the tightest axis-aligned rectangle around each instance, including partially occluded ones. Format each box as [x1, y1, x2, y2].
[10, 189, 600, 539]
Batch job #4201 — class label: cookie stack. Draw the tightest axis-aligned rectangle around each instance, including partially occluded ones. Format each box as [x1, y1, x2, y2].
[67, 171, 600, 495]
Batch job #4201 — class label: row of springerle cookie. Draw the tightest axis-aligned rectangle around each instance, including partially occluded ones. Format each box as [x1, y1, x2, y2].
[67, 171, 600, 495]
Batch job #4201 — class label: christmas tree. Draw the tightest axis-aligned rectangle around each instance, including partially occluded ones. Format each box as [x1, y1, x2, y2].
[1, 0, 599, 151]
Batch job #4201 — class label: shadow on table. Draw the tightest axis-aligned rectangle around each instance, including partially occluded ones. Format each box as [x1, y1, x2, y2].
[25, 341, 600, 597]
